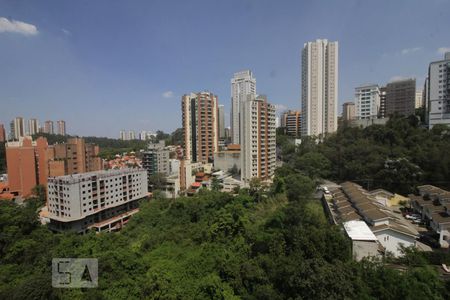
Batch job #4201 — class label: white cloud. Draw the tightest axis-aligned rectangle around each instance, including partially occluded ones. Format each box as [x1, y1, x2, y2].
[437, 47, 450, 55]
[0, 17, 38, 36]
[400, 47, 422, 55]
[162, 91, 174, 98]
[61, 28, 71, 36]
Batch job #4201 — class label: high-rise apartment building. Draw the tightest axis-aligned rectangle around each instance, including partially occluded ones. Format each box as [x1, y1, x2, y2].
[342, 102, 356, 121]
[281, 110, 302, 136]
[128, 130, 136, 140]
[27, 118, 39, 136]
[224, 127, 231, 139]
[139, 130, 147, 141]
[47, 168, 148, 233]
[218, 104, 225, 138]
[182, 92, 219, 163]
[120, 130, 127, 141]
[301, 39, 338, 136]
[355, 84, 380, 119]
[5, 137, 49, 198]
[10, 117, 25, 140]
[426, 52, 450, 128]
[57, 120, 66, 136]
[385, 79, 416, 117]
[379, 87, 387, 118]
[44, 120, 54, 134]
[415, 91, 423, 109]
[48, 137, 103, 176]
[142, 141, 170, 178]
[240, 95, 276, 183]
[0, 124, 5, 142]
[231, 70, 256, 144]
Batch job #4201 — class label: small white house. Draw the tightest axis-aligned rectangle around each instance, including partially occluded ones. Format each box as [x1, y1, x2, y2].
[371, 223, 417, 257]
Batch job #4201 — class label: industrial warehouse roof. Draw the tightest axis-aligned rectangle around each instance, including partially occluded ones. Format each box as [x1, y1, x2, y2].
[343, 220, 378, 241]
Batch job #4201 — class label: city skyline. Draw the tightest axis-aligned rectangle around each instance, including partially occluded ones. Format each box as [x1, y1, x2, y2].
[0, 0, 449, 137]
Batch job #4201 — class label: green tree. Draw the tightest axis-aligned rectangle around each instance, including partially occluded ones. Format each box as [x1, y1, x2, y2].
[294, 152, 331, 180]
[31, 185, 47, 205]
[284, 174, 315, 203]
[148, 173, 167, 191]
[211, 177, 222, 191]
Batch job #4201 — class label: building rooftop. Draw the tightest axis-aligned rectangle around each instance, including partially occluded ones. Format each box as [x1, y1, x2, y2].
[372, 221, 418, 238]
[344, 220, 378, 241]
[368, 189, 394, 198]
[341, 212, 361, 222]
[338, 205, 358, 215]
[362, 208, 390, 221]
[48, 168, 146, 184]
[431, 211, 450, 225]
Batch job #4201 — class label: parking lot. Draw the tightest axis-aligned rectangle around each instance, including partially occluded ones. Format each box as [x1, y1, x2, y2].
[387, 205, 440, 250]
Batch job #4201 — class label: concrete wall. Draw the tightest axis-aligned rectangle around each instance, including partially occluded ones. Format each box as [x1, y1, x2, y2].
[214, 151, 240, 172]
[352, 240, 380, 261]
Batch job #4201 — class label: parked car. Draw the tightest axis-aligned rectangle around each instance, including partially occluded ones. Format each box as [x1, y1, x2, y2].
[406, 214, 421, 220]
[419, 234, 440, 249]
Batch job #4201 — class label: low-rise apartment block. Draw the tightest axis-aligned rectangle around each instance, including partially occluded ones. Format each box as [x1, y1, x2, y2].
[324, 182, 418, 258]
[411, 185, 450, 248]
[47, 168, 148, 233]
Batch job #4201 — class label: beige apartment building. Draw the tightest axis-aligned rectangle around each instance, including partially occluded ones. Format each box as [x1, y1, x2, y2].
[281, 110, 302, 136]
[48, 137, 102, 176]
[5, 136, 103, 199]
[57, 120, 66, 136]
[182, 92, 219, 163]
[342, 102, 356, 121]
[240, 95, 276, 182]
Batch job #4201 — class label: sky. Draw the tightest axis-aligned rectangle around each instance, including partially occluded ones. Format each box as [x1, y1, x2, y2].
[0, 0, 449, 138]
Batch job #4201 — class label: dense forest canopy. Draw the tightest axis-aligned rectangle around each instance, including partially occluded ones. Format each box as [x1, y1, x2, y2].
[1, 172, 449, 299]
[278, 116, 450, 195]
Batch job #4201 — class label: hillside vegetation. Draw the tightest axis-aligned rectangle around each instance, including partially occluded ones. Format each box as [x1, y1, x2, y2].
[278, 116, 450, 195]
[1, 175, 449, 299]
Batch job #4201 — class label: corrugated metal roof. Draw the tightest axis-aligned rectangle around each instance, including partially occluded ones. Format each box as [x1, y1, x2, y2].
[343, 220, 378, 241]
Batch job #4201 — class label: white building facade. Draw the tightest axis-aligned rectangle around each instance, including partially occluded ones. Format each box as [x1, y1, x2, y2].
[231, 70, 256, 144]
[218, 104, 225, 139]
[427, 52, 450, 128]
[355, 84, 380, 119]
[28, 118, 39, 136]
[47, 168, 148, 233]
[301, 39, 338, 136]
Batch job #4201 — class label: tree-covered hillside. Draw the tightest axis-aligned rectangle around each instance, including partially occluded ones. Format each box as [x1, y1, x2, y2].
[278, 116, 450, 195]
[1, 176, 449, 299]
